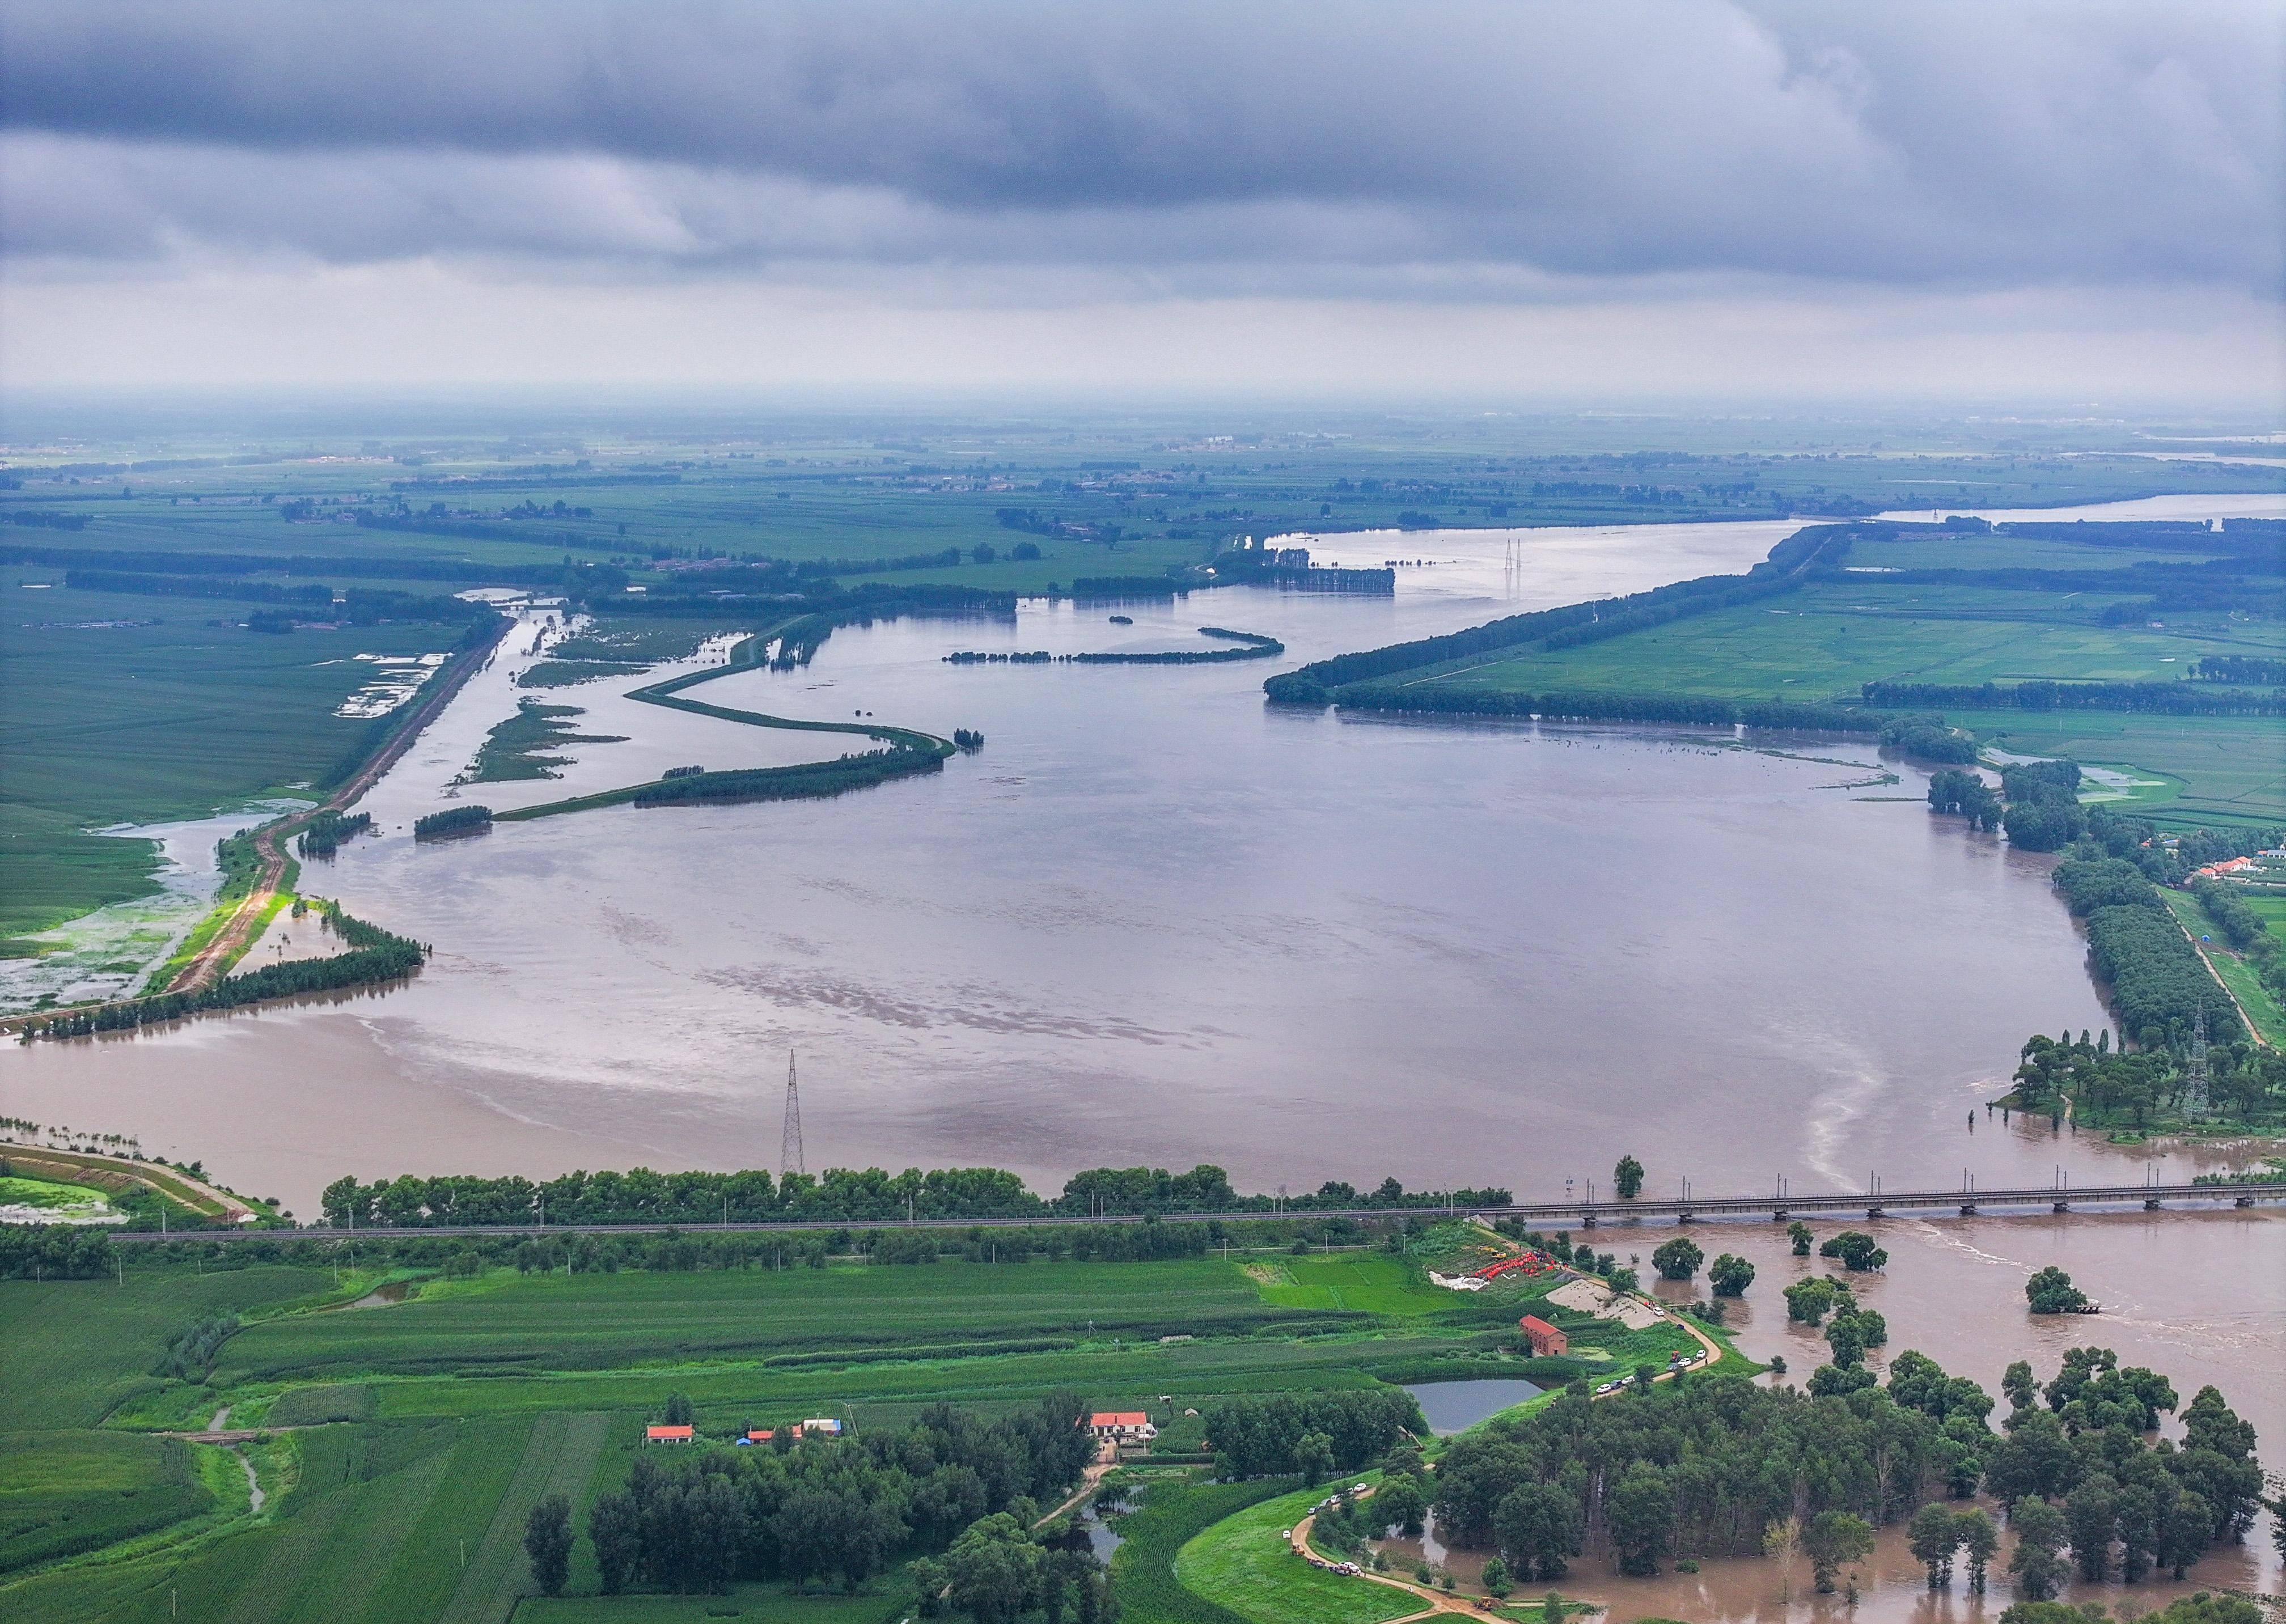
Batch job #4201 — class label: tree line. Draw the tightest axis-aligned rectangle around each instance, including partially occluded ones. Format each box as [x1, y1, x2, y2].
[4, 541, 625, 591]
[314, 1161, 1514, 1229]
[1424, 1347, 2262, 1598]
[626, 748, 945, 808]
[1996, 760, 2086, 853]
[945, 630, 1285, 666]
[60, 569, 496, 629]
[2048, 849, 2246, 1049]
[2010, 1028, 2280, 1129]
[19, 902, 428, 1044]
[1862, 679, 2285, 718]
[0, 1223, 116, 1279]
[572, 1397, 1096, 1599]
[297, 811, 372, 859]
[2194, 654, 2286, 684]
[1202, 1390, 1423, 1481]
[413, 805, 493, 839]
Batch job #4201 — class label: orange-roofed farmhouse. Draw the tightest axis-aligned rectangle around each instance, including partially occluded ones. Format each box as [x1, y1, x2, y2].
[1089, 1411, 1156, 1441]
[1519, 1315, 1568, 1356]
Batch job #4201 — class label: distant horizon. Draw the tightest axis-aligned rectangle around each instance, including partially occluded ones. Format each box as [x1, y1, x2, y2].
[3, 387, 2281, 442]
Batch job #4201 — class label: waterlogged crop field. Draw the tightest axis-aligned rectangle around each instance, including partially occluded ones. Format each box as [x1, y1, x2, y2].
[0, 571, 462, 939]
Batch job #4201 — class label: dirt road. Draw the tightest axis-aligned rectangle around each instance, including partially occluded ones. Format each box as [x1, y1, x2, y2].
[157, 615, 513, 998]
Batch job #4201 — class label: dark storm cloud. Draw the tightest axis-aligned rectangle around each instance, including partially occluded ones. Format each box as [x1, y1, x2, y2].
[1, 0, 2279, 292]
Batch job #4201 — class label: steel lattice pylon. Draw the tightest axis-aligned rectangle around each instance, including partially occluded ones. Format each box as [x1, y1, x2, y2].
[780, 1051, 805, 1179]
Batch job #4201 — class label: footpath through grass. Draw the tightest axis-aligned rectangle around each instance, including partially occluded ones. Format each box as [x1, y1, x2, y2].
[1174, 1483, 1417, 1624]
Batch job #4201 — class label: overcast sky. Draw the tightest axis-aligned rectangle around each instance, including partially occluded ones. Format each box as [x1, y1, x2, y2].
[2, 0, 2280, 407]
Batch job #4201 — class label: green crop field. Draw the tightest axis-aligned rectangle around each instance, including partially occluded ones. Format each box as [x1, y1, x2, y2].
[214, 1257, 1292, 1383]
[0, 1432, 214, 1575]
[0, 1265, 334, 1432]
[1242, 1254, 1472, 1316]
[1426, 582, 2273, 706]
[1945, 710, 2286, 827]
[1108, 1478, 1286, 1624]
[519, 1584, 914, 1624]
[0, 1246, 1545, 1620]
[1173, 1483, 1415, 1624]
[0, 569, 464, 938]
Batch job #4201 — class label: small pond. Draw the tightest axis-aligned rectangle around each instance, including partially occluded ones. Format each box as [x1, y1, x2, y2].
[1402, 1378, 1543, 1435]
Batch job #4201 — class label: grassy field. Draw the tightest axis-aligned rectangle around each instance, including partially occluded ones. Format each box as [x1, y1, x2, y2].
[1426, 582, 2275, 705]
[1243, 1254, 1472, 1316]
[1174, 1484, 1416, 1624]
[1946, 709, 2286, 828]
[0, 1173, 117, 1218]
[2166, 889, 2286, 1046]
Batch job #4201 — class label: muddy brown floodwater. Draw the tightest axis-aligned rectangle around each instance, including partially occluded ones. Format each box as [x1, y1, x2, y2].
[3, 503, 2281, 1585]
[1385, 1205, 2286, 1617]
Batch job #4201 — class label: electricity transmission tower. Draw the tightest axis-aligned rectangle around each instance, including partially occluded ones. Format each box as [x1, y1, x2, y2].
[780, 1051, 805, 1180]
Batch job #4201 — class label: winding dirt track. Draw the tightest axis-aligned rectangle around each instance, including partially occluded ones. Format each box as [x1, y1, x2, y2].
[158, 616, 514, 998]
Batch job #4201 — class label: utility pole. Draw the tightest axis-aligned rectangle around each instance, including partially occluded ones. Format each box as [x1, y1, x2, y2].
[780, 1051, 805, 1180]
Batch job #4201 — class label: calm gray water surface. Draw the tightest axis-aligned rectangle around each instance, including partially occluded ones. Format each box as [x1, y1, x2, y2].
[0, 506, 2268, 1219]
[1403, 1379, 1546, 1435]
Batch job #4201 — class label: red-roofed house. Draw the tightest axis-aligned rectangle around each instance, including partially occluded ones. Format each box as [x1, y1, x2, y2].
[746, 1429, 775, 1444]
[1519, 1315, 1568, 1357]
[646, 1424, 695, 1444]
[1089, 1411, 1155, 1441]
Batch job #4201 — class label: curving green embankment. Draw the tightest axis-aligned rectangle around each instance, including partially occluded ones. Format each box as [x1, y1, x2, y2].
[1174, 1482, 1417, 1624]
[498, 627, 955, 823]
[1109, 1478, 1290, 1624]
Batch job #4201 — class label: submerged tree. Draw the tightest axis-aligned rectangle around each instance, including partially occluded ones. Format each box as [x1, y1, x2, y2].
[1708, 1253, 1755, 1297]
[1804, 1511, 1873, 1595]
